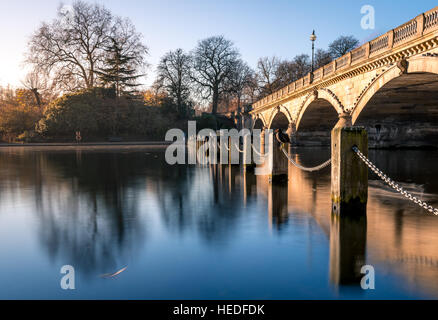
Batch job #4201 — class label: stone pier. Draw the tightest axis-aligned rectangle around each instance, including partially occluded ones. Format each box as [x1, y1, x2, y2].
[331, 115, 368, 216]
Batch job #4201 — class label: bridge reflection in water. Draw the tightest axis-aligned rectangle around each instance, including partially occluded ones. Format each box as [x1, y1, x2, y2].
[236, 147, 438, 294]
[1, 146, 438, 298]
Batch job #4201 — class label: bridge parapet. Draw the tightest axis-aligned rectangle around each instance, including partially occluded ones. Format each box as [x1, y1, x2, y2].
[370, 34, 389, 56]
[425, 8, 438, 30]
[251, 6, 438, 114]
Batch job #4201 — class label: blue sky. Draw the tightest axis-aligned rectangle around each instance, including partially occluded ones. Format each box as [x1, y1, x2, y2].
[0, 0, 437, 87]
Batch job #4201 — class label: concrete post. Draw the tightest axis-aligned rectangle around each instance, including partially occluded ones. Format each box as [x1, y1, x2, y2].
[243, 133, 255, 172]
[260, 127, 266, 155]
[215, 130, 221, 163]
[286, 122, 297, 154]
[271, 132, 288, 182]
[228, 136, 240, 166]
[331, 114, 368, 216]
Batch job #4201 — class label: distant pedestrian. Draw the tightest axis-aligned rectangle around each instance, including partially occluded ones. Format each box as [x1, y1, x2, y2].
[75, 131, 82, 144]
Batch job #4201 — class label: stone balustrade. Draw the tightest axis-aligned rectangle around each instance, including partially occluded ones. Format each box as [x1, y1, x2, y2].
[251, 6, 438, 111]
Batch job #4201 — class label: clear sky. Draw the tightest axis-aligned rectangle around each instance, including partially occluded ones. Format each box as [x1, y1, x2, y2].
[0, 0, 437, 88]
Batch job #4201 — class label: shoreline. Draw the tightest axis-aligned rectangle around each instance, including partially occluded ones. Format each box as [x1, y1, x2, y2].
[0, 141, 173, 147]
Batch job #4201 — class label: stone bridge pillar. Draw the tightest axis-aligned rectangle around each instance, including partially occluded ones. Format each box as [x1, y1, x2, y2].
[331, 113, 368, 216]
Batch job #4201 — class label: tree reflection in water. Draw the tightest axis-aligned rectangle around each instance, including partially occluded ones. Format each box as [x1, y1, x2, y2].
[1, 146, 438, 297]
[0, 148, 154, 277]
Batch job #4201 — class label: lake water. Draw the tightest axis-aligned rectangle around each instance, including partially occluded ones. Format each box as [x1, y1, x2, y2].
[0, 146, 438, 299]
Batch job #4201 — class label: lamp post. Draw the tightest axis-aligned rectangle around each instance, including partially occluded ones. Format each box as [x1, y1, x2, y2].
[310, 30, 317, 73]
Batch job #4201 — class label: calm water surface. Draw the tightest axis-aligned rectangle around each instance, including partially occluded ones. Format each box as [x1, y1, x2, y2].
[0, 146, 438, 299]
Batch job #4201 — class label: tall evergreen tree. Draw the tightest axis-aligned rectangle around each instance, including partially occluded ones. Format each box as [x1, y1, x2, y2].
[97, 37, 143, 97]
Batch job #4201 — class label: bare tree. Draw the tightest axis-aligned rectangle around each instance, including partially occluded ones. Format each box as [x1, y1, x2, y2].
[21, 71, 48, 108]
[243, 74, 260, 105]
[156, 49, 192, 117]
[314, 49, 333, 69]
[191, 36, 239, 115]
[228, 60, 254, 115]
[26, 1, 147, 92]
[328, 35, 359, 59]
[291, 54, 311, 79]
[256, 56, 280, 96]
[274, 60, 293, 88]
[258, 55, 311, 95]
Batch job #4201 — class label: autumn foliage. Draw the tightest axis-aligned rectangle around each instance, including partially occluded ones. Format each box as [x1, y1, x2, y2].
[35, 88, 183, 141]
[0, 88, 43, 142]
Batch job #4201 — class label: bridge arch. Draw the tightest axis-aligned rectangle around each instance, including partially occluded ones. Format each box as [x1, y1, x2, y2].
[352, 56, 438, 148]
[294, 89, 343, 146]
[253, 116, 266, 130]
[352, 57, 438, 124]
[267, 105, 292, 129]
[296, 89, 344, 131]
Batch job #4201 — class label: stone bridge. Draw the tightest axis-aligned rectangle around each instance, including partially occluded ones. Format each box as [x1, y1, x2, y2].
[248, 7, 438, 148]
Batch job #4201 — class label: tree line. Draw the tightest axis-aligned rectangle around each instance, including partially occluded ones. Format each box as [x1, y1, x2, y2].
[155, 34, 359, 117]
[0, 0, 359, 142]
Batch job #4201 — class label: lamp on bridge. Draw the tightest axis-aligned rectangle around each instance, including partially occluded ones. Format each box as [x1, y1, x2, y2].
[310, 30, 317, 73]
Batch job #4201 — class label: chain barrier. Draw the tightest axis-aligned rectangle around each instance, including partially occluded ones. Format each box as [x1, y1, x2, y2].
[234, 143, 245, 153]
[251, 143, 263, 157]
[206, 133, 257, 155]
[281, 147, 331, 172]
[353, 146, 438, 216]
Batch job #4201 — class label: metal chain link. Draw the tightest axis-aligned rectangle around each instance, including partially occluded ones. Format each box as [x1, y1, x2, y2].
[251, 144, 263, 157]
[234, 143, 244, 153]
[353, 146, 438, 216]
[215, 141, 230, 151]
[281, 147, 331, 172]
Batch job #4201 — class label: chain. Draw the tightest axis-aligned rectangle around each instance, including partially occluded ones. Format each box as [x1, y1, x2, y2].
[281, 147, 331, 172]
[234, 143, 245, 153]
[216, 140, 258, 155]
[353, 146, 438, 216]
[216, 141, 230, 151]
[251, 143, 263, 157]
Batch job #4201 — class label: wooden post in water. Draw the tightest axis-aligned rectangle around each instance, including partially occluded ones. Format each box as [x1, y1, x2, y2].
[270, 131, 288, 182]
[260, 127, 266, 155]
[287, 122, 297, 154]
[331, 113, 368, 216]
[243, 133, 255, 172]
[228, 136, 240, 166]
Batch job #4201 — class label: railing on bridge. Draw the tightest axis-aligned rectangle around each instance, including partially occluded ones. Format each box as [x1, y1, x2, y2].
[251, 6, 438, 111]
[369, 34, 389, 55]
